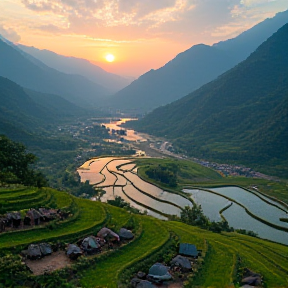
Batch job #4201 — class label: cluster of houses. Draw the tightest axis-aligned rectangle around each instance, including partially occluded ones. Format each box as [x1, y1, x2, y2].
[67, 227, 134, 259]
[0, 208, 66, 233]
[22, 227, 134, 261]
[131, 243, 201, 287]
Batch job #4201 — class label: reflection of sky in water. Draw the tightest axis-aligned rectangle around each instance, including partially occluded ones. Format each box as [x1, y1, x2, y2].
[223, 202, 288, 245]
[114, 173, 127, 186]
[211, 187, 288, 228]
[183, 189, 227, 222]
[98, 167, 117, 187]
[101, 187, 166, 220]
[184, 188, 288, 245]
[113, 187, 167, 220]
[103, 119, 146, 142]
[106, 159, 131, 172]
[126, 172, 191, 207]
[101, 187, 114, 202]
[125, 172, 163, 195]
[78, 172, 103, 184]
[252, 190, 288, 210]
[124, 184, 182, 216]
[79, 157, 115, 171]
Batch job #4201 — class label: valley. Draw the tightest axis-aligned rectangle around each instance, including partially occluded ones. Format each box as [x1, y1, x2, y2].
[0, 6, 288, 288]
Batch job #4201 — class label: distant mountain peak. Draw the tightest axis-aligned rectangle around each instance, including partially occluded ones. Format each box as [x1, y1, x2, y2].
[18, 44, 132, 94]
[0, 37, 109, 108]
[131, 23, 288, 178]
[107, 10, 288, 114]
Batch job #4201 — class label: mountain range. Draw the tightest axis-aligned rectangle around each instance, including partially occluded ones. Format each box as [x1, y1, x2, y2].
[0, 76, 87, 145]
[108, 10, 288, 113]
[129, 23, 288, 177]
[18, 45, 132, 94]
[0, 38, 108, 108]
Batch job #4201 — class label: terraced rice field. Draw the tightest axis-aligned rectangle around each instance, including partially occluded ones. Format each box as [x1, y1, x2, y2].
[186, 187, 288, 245]
[210, 187, 288, 229]
[78, 157, 192, 218]
[78, 157, 288, 245]
[123, 183, 182, 216]
[77, 157, 115, 185]
[1, 186, 288, 287]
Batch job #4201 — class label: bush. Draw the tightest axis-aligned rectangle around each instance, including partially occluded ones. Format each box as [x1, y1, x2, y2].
[145, 163, 178, 187]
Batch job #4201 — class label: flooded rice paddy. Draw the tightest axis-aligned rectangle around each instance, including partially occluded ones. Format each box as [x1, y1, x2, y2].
[210, 187, 288, 229]
[183, 189, 227, 222]
[185, 187, 288, 245]
[78, 157, 190, 219]
[78, 157, 288, 245]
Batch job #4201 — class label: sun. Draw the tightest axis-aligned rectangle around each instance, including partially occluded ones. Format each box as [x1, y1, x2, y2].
[105, 54, 115, 62]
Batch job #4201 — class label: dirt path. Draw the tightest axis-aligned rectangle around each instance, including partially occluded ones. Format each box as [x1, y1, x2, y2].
[25, 251, 72, 275]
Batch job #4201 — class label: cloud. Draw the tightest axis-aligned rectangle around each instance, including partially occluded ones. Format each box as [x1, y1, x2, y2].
[20, 0, 229, 44]
[209, 0, 287, 41]
[20, 0, 288, 46]
[0, 25, 21, 42]
[37, 24, 66, 34]
[21, 0, 194, 30]
[240, 0, 277, 7]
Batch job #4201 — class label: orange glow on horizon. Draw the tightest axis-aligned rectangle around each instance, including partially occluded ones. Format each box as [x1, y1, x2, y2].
[1, 0, 286, 77]
[18, 33, 190, 77]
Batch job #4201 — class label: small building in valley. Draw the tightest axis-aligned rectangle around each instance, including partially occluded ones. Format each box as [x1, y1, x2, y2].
[179, 243, 198, 258]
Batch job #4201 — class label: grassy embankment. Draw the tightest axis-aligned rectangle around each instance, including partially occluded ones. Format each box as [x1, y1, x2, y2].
[1, 181, 288, 287]
[135, 157, 288, 204]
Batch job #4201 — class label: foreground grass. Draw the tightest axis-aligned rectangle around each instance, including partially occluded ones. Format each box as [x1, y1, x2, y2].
[80, 216, 170, 288]
[165, 221, 288, 287]
[1, 186, 288, 287]
[0, 188, 106, 249]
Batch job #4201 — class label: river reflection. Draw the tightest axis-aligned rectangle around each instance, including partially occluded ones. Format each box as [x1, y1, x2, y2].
[102, 118, 146, 142]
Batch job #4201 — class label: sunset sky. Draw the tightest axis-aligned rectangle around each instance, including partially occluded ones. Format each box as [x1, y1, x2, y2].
[0, 0, 287, 77]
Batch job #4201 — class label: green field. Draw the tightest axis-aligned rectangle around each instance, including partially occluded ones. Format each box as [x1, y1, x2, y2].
[1, 184, 288, 287]
[136, 158, 288, 204]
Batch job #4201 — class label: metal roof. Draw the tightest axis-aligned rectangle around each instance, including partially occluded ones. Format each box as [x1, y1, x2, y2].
[179, 243, 198, 257]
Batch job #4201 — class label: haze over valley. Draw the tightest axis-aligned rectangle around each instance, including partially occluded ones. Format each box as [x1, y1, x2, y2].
[1, 2, 288, 287]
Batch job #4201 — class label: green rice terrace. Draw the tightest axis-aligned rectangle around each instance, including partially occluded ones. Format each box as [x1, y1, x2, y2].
[1, 157, 288, 287]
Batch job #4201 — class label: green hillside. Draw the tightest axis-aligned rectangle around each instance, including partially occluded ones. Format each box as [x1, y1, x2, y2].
[0, 77, 89, 143]
[0, 77, 50, 132]
[1, 140, 288, 287]
[107, 10, 288, 113]
[130, 24, 288, 178]
[1, 185, 288, 287]
[0, 38, 108, 108]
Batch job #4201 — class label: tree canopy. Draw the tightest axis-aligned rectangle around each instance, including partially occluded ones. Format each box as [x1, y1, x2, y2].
[0, 135, 47, 187]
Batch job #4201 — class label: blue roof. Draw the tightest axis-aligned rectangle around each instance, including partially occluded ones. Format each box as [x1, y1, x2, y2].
[179, 243, 198, 257]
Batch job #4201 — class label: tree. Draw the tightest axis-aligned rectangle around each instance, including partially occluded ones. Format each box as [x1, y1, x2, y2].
[145, 164, 178, 187]
[180, 205, 209, 228]
[107, 196, 128, 208]
[0, 135, 47, 187]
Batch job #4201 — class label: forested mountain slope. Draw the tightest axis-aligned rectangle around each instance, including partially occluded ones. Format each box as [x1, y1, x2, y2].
[130, 24, 288, 177]
[0, 77, 86, 147]
[108, 10, 288, 113]
[107, 44, 239, 112]
[0, 77, 50, 136]
[0, 38, 108, 108]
